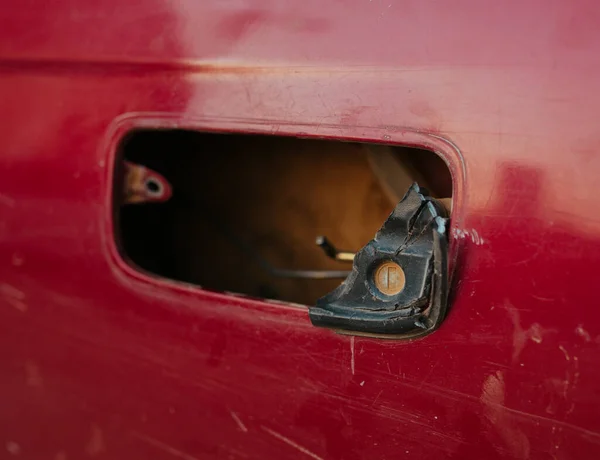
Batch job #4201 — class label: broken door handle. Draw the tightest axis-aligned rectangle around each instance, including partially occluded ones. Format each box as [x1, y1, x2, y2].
[309, 184, 449, 339]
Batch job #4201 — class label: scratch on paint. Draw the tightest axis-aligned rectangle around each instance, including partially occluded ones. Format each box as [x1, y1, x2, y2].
[381, 367, 600, 443]
[504, 302, 553, 363]
[131, 432, 200, 460]
[558, 345, 570, 361]
[350, 336, 355, 375]
[230, 411, 248, 433]
[372, 389, 384, 406]
[530, 294, 553, 302]
[339, 408, 351, 426]
[568, 356, 580, 415]
[558, 345, 580, 415]
[261, 426, 323, 460]
[573, 356, 580, 385]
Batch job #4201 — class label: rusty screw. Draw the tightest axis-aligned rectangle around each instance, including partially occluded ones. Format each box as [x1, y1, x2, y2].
[374, 261, 406, 296]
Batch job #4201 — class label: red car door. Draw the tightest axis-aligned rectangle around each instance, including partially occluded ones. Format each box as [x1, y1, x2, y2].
[1, 1, 599, 459]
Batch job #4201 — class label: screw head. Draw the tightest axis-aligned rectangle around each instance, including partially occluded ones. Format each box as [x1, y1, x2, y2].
[374, 261, 406, 296]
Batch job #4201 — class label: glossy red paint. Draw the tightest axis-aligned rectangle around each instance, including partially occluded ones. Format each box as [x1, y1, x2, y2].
[1, 1, 600, 459]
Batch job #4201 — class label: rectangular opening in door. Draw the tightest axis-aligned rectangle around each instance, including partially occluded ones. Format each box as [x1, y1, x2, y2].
[113, 130, 452, 306]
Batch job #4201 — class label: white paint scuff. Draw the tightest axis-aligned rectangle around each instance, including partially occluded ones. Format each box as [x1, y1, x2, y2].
[575, 325, 591, 342]
[452, 228, 485, 245]
[558, 345, 570, 361]
[350, 336, 355, 375]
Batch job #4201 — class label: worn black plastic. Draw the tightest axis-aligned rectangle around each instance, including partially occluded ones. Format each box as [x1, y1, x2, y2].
[309, 184, 449, 338]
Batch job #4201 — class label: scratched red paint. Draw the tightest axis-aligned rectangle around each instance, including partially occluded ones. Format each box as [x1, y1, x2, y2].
[0, 1, 599, 459]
